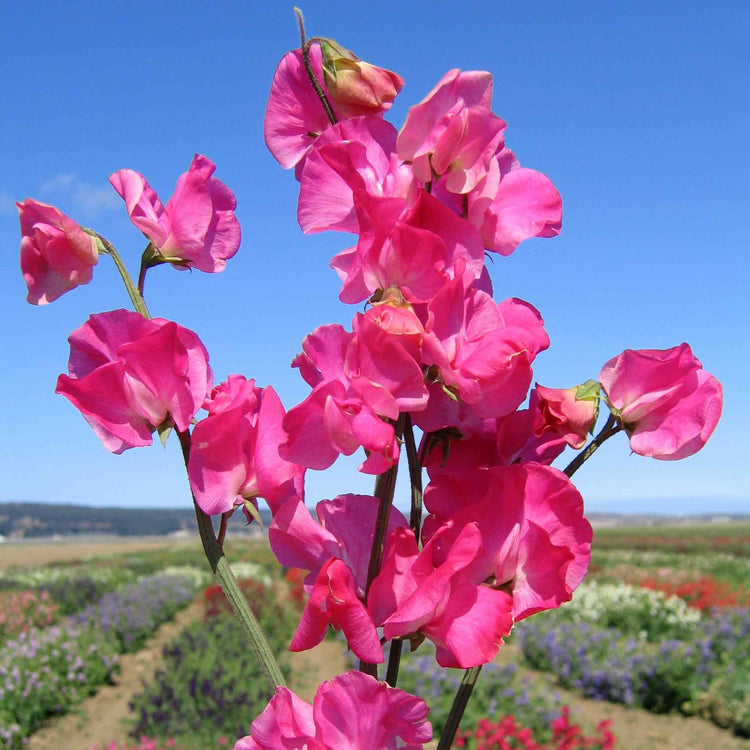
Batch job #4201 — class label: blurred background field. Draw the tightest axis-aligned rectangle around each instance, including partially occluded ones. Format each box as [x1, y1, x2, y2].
[0, 521, 747, 749]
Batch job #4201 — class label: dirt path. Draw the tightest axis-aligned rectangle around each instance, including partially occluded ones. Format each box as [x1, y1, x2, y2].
[287, 637, 349, 703]
[27, 600, 203, 750]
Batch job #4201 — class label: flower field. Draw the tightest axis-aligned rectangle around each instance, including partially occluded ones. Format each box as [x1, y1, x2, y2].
[0, 523, 747, 748]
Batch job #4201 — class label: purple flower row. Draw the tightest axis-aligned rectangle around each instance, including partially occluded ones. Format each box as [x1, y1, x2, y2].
[515, 607, 749, 716]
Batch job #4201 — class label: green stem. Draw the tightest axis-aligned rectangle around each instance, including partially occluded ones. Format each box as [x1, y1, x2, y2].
[385, 639, 403, 687]
[87, 231, 150, 319]
[359, 414, 406, 677]
[403, 413, 423, 539]
[437, 665, 483, 749]
[294, 7, 338, 126]
[564, 412, 622, 478]
[177, 429, 286, 690]
[379, 415, 423, 689]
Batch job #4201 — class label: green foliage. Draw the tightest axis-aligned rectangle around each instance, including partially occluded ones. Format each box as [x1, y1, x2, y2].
[689, 655, 750, 737]
[0, 624, 119, 748]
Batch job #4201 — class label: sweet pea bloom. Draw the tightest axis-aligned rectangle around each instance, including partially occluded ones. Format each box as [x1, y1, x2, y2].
[188, 376, 304, 516]
[397, 69, 503, 193]
[17, 198, 98, 305]
[369, 524, 514, 668]
[466, 146, 562, 256]
[265, 42, 403, 171]
[415, 275, 549, 433]
[423, 463, 592, 621]
[109, 154, 240, 273]
[269, 493, 409, 662]
[56, 309, 212, 453]
[236, 670, 432, 749]
[281, 318, 427, 474]
[599, 344, 723, 460]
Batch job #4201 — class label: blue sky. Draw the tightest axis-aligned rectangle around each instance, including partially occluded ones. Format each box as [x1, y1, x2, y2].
[1, 1, 747, 516]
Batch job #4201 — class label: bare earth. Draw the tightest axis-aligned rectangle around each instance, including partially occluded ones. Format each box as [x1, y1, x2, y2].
[0, 536, 200, 571]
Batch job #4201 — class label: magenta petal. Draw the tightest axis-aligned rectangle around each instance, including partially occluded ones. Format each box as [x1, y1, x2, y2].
[189, 407, 251, 515]
[482, 167, 562, 256]
[427, 584, 513, 668]
[291, 559, 383, 664]
[109, 169, 168, 247]
[264, 45, 334, 169]
[317, 494, 408, 594]
[269, 495, 339, 576]
[630, 370, 723, 460]
[314, 671, 432, 750]
[56, 362, 153, 453]
[242, 686, 318, 749]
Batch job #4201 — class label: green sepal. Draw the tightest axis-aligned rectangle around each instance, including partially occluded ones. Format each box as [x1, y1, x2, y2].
[576, 379, 602, 434]
[156, 418, 173, 447]
[141, 243, 170, 270]
[243, 500, 264, 528]
[575, 379, 601, 401]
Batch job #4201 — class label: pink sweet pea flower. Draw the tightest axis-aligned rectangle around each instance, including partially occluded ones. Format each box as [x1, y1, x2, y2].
[370, 524, 514, 668]
[415, 275, 550, 432]
[269, 493, 409, 661]
[423, 463, 592, 621]
[56, 309, 212, 453]
[265, 42, 404, 172]
[188, 376, 304, 516]
[17, 198, 98, 305]
[466, 146, 562, 256]
[599, 343, 723, 460]
[109, 154, 240, 273]
[331, 190, 486, 305]
[297, 116, 415, 235]
[281, 317, 427, 474]
[397, 69, 502, 193]
[236, 671, 432, 750]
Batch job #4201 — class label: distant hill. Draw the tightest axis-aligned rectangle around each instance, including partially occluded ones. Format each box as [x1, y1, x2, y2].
[1, 502, 746, 540]
[0, 502, 272, 539]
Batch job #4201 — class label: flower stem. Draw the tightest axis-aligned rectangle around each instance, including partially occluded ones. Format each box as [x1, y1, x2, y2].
[294, 7, 338, 126]
[380, 415, 423, 689]
[437, 665, 483, 750]
[385, 640, 403, 687]
[177, 428, 286, 690]
[87, 230, 151, 319]
[359, 413, 406, 677]
[564, 412, 622, 478]
[403, 413, 423, 539]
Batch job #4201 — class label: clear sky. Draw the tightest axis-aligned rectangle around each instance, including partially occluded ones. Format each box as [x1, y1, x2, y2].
[1, 1, 748, 517]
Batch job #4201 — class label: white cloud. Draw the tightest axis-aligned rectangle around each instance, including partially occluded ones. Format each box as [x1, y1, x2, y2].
[0, 192, 16, 215]
[40, 173, 120, 218]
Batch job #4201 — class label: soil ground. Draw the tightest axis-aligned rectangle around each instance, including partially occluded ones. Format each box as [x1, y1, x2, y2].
[0, 536, 200, 570]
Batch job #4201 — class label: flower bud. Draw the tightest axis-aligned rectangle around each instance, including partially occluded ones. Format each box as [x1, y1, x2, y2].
[319, 38, 403, 117]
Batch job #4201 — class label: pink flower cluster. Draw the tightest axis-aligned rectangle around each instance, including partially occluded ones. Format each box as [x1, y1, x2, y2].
[18, 24, 724, 750]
